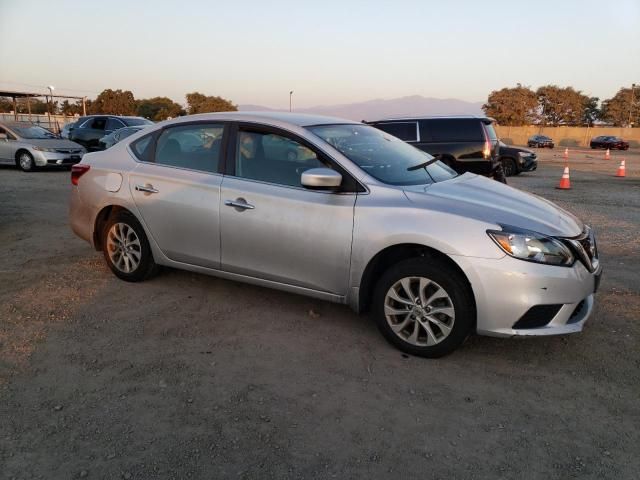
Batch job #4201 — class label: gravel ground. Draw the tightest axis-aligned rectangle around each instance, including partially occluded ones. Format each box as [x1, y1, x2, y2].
[0, 148, 638, 480]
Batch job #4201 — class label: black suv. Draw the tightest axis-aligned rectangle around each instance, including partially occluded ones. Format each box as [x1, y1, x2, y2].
[69, 115, 153, 151]
[366, 116, 504, 181]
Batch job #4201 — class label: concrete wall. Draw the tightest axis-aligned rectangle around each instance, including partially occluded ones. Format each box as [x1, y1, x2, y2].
[495, 125, 640, 148]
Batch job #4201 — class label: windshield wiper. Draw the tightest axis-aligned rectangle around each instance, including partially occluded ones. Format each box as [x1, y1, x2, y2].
[407, 158, 439, 171]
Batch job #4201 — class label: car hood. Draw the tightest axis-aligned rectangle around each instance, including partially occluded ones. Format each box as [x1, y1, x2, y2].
[403, 173, 583, 237]
[22, 138, 84, 149]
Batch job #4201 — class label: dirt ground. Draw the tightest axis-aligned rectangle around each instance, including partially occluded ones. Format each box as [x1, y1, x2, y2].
[0, 147, 638, 479]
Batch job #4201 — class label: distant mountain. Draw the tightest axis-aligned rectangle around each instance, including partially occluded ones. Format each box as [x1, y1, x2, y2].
[239, 95, 484, 121]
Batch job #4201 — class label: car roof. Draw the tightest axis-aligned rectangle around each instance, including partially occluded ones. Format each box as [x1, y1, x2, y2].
[159, 111, 358, 128]
[369, 115, 495, 123]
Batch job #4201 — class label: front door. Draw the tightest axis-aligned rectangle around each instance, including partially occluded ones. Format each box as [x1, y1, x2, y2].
[220, 125, 357, 295]
[128, 122, 227, 268]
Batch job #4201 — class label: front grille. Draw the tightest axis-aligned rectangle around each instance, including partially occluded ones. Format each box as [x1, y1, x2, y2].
[55, 148, 82, 154]
[513, 304, 562, 329]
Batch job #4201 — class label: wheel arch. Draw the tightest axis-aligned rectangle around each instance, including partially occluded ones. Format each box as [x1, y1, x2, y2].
[14, 148, 33, 166]
[93, 204, 137, 251]
[357, 243, 476, 319]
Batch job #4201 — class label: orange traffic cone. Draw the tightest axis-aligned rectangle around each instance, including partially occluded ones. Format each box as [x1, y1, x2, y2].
[605, 148, 611, 160]
[563, 148, 569, 160]
[615, 159, 626, 177]
[556, 166, 571, 189]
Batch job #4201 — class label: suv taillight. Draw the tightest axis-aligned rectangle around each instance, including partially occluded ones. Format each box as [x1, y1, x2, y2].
[481, 123, 492, 159]
[71, 164, 90, 185]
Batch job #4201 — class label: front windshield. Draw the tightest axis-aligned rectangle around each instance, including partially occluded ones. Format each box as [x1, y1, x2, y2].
[12, 125, 58, 139]
[308, 124, 457, 186]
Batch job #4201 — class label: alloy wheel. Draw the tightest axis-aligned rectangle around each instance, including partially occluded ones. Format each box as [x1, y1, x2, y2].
[106, 222, 142, 273]
[384, 276, 455, 346]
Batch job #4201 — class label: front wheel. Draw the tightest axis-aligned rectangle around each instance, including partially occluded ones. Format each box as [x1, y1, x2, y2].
[502, 157, 517, 177]
[16, 151, 36, 172]
[102, 211, 158, 282]
[372, 258, 475, 358]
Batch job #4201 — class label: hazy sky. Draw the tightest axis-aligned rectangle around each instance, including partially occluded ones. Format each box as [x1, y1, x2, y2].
[1, 0, 638, 108]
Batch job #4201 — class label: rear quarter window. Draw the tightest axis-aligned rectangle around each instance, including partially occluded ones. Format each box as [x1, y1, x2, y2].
[130, 133, 155, 162]
[372, 122, 418, 142]
[420, 119, 483, 142]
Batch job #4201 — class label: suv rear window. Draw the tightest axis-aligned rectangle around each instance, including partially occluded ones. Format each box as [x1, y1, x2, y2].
[372, 122, 418, 142]
[420, 119, 483, 142]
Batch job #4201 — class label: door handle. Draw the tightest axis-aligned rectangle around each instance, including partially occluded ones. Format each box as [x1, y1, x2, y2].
[135, 184, 159, 194]
[224, 198, 255, 210]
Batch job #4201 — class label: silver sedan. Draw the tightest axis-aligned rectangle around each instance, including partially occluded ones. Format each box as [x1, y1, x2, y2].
[68, 112, 602, 357]
[0, 121, 86, 171]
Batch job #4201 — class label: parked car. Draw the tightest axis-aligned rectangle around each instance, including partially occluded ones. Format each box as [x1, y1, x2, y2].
[590, 136, 629, 150]
[0, 121, 85, 171]
[99, 125, 149, 150]
[60, 121, 77, 139]
[527, 135, 554, 148]
[498, 141, 537, 176]
[366, 116, 505, 182]
[69, 112, 601, 358]
[69, 115, 153, 151]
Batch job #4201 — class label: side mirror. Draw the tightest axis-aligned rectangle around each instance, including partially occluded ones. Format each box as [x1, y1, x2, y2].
[301, 168, 343, 189]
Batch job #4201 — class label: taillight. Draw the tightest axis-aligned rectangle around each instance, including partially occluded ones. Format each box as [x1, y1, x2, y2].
[71, 164, 90, 186]
[481, 124, 492, 159]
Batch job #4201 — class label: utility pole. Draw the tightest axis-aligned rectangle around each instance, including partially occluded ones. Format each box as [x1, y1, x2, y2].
[289, 91, 293, 112]
[629, 83, 636, 127]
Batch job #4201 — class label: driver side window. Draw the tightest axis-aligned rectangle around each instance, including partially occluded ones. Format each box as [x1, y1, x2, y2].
[235, 130, 325, 187]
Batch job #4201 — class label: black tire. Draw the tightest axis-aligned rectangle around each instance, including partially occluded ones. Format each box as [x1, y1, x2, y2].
[102, 211, 158, 282]
[16, 150, 36, 172]
[372, 257, 475, 358]
[502, 157, 517, 177]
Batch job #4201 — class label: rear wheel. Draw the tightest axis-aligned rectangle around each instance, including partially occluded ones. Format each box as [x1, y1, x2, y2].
[372, 257, 475, 358]
[16, 151, 35, 172]
[102, 211, 158, 282]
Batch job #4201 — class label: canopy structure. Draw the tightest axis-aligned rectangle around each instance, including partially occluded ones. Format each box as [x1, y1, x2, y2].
[0, 89, 87, 123]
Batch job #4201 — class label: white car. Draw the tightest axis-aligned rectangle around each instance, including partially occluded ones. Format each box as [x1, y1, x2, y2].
[68, 112, 602, 357]
[0, 121, 86, 171]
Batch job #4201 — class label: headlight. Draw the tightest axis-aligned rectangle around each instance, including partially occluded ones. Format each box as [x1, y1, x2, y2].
[33, 146, 56, 152]
[487, 226, 574, 266]
[518, 151, 531, 157]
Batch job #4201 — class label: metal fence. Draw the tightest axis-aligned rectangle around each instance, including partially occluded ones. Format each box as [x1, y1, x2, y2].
[0, 113, 80, 133]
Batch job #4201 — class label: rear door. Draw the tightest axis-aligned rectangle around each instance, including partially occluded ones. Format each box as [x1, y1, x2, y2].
[0, 126, 16, 162]
[74, 116, 108, 150]
[219, 124, 357, 294]
[128, 122, 227, 268]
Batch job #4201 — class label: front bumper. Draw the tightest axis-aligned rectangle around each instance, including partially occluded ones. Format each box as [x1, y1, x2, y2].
[451, 253, 602, 337]
[519, 156, 537, 172]
[33, 150, 84, 167]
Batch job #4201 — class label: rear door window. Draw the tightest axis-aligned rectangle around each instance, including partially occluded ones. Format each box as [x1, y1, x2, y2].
[372, 122, 418, 142]
[154, 123, 225, 174]
[106, 118, 126, 132]
[420, 119, 483, 142]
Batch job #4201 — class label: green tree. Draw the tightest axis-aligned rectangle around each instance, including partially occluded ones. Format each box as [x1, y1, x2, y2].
[0, 96, 14, 113]
[482, 85, 539, 125]
[537, 85, 589, 126]
[601, 87, 640, 127]
[186, 92, 237, 114]
[60, 99, 84, 116]
[90, 89, 136, 115]
[136, 97, 185, 121]
[582, 97, 600, 126]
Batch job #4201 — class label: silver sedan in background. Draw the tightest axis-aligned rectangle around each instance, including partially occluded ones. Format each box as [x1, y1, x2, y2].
[68, 112, 602, 357]
[0, 121, 86, 171]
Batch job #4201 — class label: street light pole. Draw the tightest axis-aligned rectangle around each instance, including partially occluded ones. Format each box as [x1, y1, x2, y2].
[289, 91, 293, 112]
[47, 85, 55, 133]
